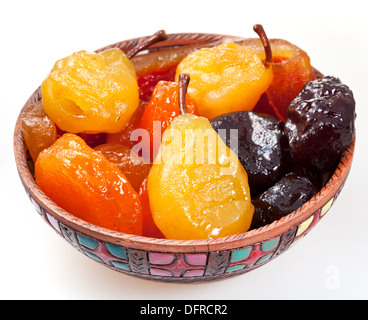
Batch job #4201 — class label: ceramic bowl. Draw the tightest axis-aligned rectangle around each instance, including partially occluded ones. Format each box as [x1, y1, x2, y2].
[13, 33, 355, 283]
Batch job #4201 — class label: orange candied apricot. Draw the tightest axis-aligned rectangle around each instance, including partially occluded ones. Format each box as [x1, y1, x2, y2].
[35, 133, 142, 235]
[21, 101, 58, 163]
[139, 178, 165, 238]
[94, 143, 151, 192]
[137, 80, 199, 162]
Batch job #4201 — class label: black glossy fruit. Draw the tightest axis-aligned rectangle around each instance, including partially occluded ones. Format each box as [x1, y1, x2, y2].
[210, 111, 290, 196]
[285, 76, 355, 174]
[250, 172, 318, 229]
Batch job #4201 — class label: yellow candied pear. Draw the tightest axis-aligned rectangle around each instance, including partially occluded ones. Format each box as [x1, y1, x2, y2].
[147, 75, 254, 240]
[175, 25, 273, 119]
[41, 30, 167, 134]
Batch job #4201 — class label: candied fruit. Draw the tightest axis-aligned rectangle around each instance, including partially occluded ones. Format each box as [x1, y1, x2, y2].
[27, 29, 357, 241]
[251, 172, 318, 229]
[21, 101, 57, 163]
[148, 113, 254, 239]
[285, 76, 356, 174]
[106, 100, 148, 150]
[238, 38, 316, 121]
[175, 41, 273, 119]
[139, 178, 165, 238]
[35, 134, 142, 234]
[94, 143, 151, 192]
[210, 111, 290, 196]
[147, 74, 254, 240]
[137, 80, 198, 162]
[41, 49, 139, 134]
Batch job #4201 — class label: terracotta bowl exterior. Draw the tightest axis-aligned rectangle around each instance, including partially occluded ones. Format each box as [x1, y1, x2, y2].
[13, 33, 355, 283]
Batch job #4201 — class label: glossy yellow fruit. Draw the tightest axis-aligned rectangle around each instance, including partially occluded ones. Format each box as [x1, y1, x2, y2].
[175, 42, 273, 119]
[41, 48, 139, 134]
[148, 114, 254, 240]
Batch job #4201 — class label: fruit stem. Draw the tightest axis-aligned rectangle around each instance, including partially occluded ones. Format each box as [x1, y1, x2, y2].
[126, 30, 168, 59]
[178, 74, 190, 115]
[253, 24, 272, 68]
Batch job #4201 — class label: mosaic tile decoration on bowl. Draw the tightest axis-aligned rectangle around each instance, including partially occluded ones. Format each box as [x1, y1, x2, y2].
[25, 182, 345, 282]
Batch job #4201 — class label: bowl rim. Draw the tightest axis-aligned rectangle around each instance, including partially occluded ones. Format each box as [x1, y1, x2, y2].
[13, 32, 356, 253]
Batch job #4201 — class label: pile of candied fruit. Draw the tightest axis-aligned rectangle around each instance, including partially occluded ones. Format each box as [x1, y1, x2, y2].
[21, 26, 356, 240]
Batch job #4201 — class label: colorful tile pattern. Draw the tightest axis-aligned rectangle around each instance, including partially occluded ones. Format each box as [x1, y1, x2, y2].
[25, 185, 344, 282]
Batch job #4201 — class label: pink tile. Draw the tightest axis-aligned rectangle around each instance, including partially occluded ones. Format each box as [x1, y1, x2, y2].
[183, 269, 205, 277]
[46, 213, 61, 234]
[150, 268, 173, 277]
[149, 252, 176, 265]
[184, 253, 207, 266]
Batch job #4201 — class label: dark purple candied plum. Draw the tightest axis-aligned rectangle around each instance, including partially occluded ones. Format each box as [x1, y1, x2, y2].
[250, 172, 318, 229]
[285, 76, 355, 174]
[210, 111, 290, 196]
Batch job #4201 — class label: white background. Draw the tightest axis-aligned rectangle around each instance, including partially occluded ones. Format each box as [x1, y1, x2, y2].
[1, 0, 367, 300]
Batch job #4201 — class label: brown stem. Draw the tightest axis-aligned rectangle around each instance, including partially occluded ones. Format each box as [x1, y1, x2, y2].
[253, 24, 272, 68]
[178, 74, 190, 115]
[126, 30, 168, 59]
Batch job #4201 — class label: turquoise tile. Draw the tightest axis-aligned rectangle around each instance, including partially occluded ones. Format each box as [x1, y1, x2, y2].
[226, 265, 245, 273]
[105, 243, 126, 260]
[262, 238, 280, 252]
[255, 253, 273, 265]
[77, 234, 97, 250]
[231, 247, 252, 263]
[111, 260, 130, 271]
[84, 250, 103, 263]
